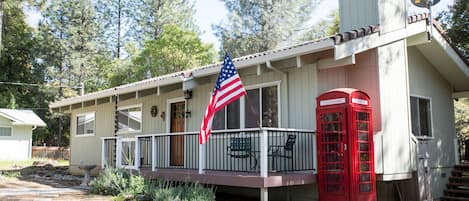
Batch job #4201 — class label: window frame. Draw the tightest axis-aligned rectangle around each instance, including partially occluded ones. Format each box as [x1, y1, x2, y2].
[410, 95, 433, 139]
[117, 104, 143, 135]
[0, 126, 12, 137]
[75, 112, 96, 137]
[212, 80, 281, 130]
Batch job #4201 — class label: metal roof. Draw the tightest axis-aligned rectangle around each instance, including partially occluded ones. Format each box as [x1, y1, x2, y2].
[0, 109, 47, 127]
[51, 13, 463, 110]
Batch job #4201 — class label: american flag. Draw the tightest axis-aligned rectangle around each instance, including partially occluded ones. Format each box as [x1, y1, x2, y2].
[199, 53, 246, 144]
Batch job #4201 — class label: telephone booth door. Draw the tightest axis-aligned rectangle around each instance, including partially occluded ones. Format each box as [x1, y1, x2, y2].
[316, 88, 376, 201]
[317, 108, 349, 201]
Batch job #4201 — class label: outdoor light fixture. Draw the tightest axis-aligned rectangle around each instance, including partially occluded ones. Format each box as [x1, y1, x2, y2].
[160, 111, 165, 121]
[185, 111, 191, 118]
[184, 90, 193, 99]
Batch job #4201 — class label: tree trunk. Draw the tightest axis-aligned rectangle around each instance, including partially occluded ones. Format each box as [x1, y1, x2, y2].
[0, 0, 4, 58]
[116, 0, 121, 58]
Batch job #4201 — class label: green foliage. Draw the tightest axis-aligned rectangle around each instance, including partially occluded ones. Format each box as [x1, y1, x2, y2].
[302, 9, 339, 41]
[455, 98, 469, 140]
[133, 24, 215, 79]
[133, 0, 198, 41]
[437, 0, 469, 60]
[213, 0, 319, 58]
[147, 181, 215, 201]
[90, 168, 145, 196]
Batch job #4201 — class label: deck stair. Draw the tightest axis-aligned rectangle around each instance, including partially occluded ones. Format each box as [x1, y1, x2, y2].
[441, 163, 469, 201]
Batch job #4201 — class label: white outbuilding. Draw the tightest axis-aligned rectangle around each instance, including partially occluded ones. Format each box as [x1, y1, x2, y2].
[0, 109, 46, 161]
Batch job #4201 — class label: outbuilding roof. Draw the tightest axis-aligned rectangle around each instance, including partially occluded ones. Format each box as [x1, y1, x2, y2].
[0, 109, 47, 127]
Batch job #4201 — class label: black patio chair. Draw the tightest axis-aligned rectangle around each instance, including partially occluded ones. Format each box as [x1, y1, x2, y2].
[268, 134, 296, 171]
[227, 137, 257, 170]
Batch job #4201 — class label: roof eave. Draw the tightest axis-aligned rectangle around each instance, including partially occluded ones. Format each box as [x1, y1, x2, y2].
[50, 38, 335, 109]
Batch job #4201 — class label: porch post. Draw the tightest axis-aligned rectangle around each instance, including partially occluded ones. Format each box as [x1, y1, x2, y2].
[116, 138, 122, 167]
[313, 133, 318, 173]
[199, 143, 206, 174]
[135, 137, 140, 170]
[152, 136, 156, 171]
[260, 187, 268, 201]
[260, 129, 268, 177]
[101, 138, 106, 169]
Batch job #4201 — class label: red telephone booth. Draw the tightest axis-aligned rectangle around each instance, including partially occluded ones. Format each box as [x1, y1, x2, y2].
[316, 88, 376, 201]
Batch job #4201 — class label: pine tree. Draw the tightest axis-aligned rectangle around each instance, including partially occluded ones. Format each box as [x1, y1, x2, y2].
[133, 0, 198, 42]
[213, 0, 318, 58]
[96, 0, 138, 58]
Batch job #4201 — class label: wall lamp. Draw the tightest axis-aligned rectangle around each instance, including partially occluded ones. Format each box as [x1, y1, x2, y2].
[184, 90, 193, 99]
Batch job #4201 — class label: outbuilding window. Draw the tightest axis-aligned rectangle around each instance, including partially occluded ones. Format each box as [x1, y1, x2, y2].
[0, 127, 12, 136]
[76, 112, 95, 136]
[410, 96, 432, 137]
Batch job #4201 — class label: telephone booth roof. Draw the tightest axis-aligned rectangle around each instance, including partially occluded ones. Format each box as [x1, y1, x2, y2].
[316, 88, 370, 108]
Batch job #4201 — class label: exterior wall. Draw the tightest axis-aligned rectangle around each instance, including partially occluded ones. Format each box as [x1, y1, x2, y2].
[376, 40, 412, 176]
[0, 116, 32, 161]
[407, 46, 456, 199]
[68, 63, 319, 174]
[69, 102, 114, 174]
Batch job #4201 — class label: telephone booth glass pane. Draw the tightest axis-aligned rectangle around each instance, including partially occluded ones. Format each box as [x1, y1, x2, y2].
[319, 111, 347, 194]
[355, 111, 373, 193]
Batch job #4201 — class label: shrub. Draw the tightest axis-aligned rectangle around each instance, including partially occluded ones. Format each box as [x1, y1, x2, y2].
[90, 168, 144, 197]
[148, 181, 215, 201]
[90, 168, 215, 201]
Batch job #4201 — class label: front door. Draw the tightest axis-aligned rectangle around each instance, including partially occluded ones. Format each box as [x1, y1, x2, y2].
[170, 101, 185, 166]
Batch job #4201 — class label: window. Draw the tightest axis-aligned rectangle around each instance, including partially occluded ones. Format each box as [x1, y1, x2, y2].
[0, 127, 12, 136]
[121, 140, 136, 167]
[118, 105, 142, 133]
[76, 113, 95, 136]
[410, 96, 432, 137]
[212, 84, 279, 130]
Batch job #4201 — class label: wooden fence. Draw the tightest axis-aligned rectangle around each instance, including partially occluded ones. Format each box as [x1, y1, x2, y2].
[32, 146, 70, 160]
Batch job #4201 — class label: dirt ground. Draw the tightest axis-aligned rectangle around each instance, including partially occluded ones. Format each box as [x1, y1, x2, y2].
[0, 165, 112, 201]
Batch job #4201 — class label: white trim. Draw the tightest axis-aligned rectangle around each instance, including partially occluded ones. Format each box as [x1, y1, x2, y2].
[75, 112, 96, 137]
[334, 20, 428, 60]
[117, 103, 143, 110]
[166, 97, 187, 167]
[410, 94, 434, 138]
[431, 26, 469, 79]
[119, 138, 138, 169]
[166, 97, 186, 133]
[453, 91, 469, 98]
[245, 80, 281, 90]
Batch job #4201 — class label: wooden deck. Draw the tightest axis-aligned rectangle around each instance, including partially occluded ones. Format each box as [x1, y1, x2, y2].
[140, 168, 316, 188]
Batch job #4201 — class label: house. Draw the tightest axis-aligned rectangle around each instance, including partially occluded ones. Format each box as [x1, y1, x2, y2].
[49, 0, 469, 200]
[0, 109, 46, 161]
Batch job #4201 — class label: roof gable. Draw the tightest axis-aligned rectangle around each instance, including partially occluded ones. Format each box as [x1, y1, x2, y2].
[0, 109, 46, 127]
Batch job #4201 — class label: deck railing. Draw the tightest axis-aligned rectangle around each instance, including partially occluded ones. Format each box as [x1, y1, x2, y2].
[102, 128, 316, 177]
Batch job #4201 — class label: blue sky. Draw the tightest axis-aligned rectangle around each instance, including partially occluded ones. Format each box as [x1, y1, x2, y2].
[25, 0, 454, 50]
